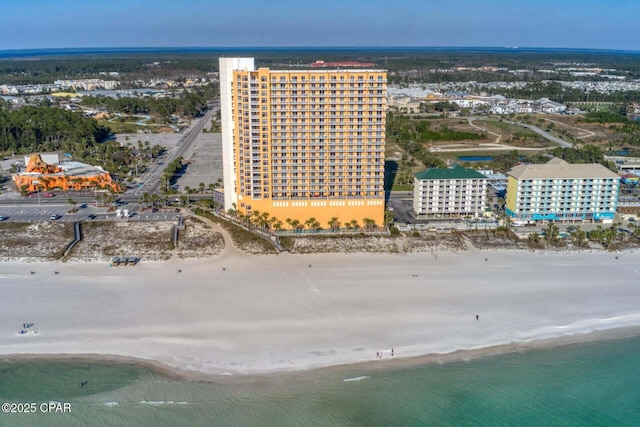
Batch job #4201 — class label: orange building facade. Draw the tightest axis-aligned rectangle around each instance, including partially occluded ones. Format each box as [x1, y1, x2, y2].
[13, 154, 120, 193]
[219, 58, 387, 229]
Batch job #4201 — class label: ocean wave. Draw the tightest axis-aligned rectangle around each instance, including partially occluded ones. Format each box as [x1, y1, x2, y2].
[139, 401, 188, 406]
[343, 376, 370, 382]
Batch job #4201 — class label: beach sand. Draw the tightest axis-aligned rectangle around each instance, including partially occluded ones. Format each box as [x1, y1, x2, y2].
[1, 250, 639, 379]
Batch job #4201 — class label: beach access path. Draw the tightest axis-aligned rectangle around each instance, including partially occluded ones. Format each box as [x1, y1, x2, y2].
[1, 250, 639, 377]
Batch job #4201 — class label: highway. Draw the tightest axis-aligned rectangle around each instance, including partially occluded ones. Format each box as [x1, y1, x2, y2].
[128, 106, 218, 197]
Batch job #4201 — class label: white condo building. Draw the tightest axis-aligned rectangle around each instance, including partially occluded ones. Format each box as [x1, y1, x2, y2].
[413, 166, 488, 218]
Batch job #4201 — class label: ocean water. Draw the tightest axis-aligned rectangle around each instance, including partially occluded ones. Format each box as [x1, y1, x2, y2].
[1, 336, 640, 426]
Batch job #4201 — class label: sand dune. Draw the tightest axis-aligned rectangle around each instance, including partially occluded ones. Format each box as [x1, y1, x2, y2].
[1, 250, 639, 377]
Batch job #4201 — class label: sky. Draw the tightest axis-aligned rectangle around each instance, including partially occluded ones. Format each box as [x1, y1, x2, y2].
[0, 0, 638, 51]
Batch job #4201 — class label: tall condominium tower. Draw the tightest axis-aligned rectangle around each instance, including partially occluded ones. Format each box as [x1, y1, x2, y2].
[219, 57, 387, 229]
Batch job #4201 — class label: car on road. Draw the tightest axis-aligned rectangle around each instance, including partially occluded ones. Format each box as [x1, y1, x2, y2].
[0, 215, 7, 221]
[44, 192, 55, 197]
[87, 214, 97, 220]
[50, 214, 60, 220]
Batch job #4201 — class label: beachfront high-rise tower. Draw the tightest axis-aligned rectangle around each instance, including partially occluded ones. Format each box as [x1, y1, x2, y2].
[219, 57, 387, 229]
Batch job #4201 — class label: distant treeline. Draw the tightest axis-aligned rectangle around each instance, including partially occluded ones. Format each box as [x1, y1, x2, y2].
[2, 49, 640, 84]
[81, 84, 218, 119]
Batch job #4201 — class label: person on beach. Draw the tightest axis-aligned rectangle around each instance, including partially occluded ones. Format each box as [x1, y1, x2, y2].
[391, 348, 394, 357]
[476, 315, 479, 321]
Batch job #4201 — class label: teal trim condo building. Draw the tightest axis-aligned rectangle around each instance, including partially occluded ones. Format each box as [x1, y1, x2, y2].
[413, 165, 488, 218]
[505, 158, 620, 222]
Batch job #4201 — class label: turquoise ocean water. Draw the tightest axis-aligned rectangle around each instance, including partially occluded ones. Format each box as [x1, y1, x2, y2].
[1, 336, 640, 426]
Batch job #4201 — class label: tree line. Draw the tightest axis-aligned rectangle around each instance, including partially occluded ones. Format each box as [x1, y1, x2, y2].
[80, 84, 217, 120]
[0, 107, 108, 154]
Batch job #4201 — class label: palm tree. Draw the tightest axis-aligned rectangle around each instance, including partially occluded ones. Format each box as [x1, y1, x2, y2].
[290, 219, 302, 232]
[304, 217, 317, 231]
[251, 210, 261, 225]
[260, 212, 270, 228]
[384, 211, 394, 227]
[273, 220, 283, 231]
[285, 218, 293, 230]
[349, 219, 360, 231]
[139, 192, 151, 207]
[67, 197, 77, 212]
[327, 217, 340, 231]
[363, 218, 376, 231]
[545, 222, 560, 246]
[199, 182, 205, 194]
[236, 212, 245, 225]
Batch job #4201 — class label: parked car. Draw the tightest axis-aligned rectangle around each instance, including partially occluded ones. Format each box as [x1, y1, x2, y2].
[43, 192, 55, 198]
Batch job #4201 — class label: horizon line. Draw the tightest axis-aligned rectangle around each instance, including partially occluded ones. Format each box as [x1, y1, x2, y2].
[1, 46, 639, 54]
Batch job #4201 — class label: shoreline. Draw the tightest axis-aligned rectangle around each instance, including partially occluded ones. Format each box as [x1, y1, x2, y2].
[3, 325, 640, 384]
[2, 249, 639, 384]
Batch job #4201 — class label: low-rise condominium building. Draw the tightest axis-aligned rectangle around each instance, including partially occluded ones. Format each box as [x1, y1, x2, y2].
[505, 158, 620, 222]
[413, 165, 488, 218]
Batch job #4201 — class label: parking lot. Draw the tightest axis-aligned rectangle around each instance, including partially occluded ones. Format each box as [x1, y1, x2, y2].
[175, 132, 223, 191]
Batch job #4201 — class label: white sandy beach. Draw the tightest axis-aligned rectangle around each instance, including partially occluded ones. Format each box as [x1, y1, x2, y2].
[1, 249, 640, 377]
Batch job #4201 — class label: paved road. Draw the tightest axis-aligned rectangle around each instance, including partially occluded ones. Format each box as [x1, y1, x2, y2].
[467, 116, 573, 148]
[0, 203, 180, 222]
[129, 107, 218, 197]
[517, 122, 573, 148]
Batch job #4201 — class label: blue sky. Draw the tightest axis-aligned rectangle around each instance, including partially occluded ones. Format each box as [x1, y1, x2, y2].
[1, 0, 637, 50]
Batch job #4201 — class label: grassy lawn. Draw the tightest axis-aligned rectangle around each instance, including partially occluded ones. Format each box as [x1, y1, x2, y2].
[477, 119, 538, 137]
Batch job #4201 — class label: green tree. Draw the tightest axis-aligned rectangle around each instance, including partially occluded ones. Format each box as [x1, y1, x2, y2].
[67, 197, 77, 212]
[290, 219, 302, 232]
[328, 217, 340, 231]
[545, 222, 560, 246]
[363, 218, 376, 231]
